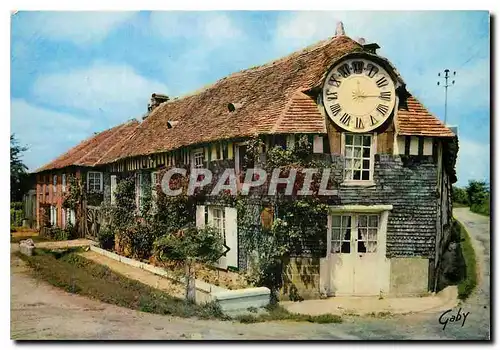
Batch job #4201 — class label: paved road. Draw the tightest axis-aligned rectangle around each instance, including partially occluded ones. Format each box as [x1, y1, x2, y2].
[11, 208, 490, 340]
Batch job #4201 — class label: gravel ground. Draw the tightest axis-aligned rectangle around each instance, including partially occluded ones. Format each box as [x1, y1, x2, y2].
[10, 208, 490, 340]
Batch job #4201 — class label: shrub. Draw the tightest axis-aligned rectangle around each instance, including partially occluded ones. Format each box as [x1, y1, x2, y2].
[10, 208, 23, 227]
[153, 225, 224, 265]
[98, 227, 115, 250]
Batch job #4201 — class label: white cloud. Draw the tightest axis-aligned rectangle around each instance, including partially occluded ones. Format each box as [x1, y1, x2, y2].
[14, 11, 136, 45]
[10, 99, 94, 171]
[149, 12, 242, 42]
[32, 62, 169, 120]
[456, 138, 490, 186]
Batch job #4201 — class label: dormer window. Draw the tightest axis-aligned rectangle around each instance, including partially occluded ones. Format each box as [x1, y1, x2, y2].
[191, 148, 204, 169]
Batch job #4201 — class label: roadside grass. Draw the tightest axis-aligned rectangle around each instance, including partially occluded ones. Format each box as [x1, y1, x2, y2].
[452, 202, 469, 208]
[15, 249, 342, 324]
[15, 249, 229, 321]
[455, 220, 478, 300]
[10, 235, 51, 244]
[470, 202, 490, 217]
[234, 304, 342, 324]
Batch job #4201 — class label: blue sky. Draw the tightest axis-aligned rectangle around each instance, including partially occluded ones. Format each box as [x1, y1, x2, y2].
[10, 11, 490, 186]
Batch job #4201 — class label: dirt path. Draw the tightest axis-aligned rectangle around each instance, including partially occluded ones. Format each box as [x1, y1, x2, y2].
[10, 209, 490, 340]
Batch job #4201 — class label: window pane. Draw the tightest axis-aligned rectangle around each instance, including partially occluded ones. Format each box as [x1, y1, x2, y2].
[341, 241, 351, 253]
[354, 135, 362, 146]
[368, 229, 377, 240]
[332, 242, 341, 253]
[358, 241, 367, 253]
[345, 147, 353, 157]
[342, 215, 351, 229]
[363, 159, 370, 169]
[342, 228, 351, 241]
[362, 170, 370, 180]
[363, 136, 371, 146]
[354, 147, 362, 158]
[345, 134, 353, 145]
[332, 228, 341, 241]
[369, 215, 379, 227]
[353, 170, 361, 180]
[353, 159, 361, 170]
[345, 159, 352, 169]
[344, 170, 353, 180]
[358, 215, 367, 226]
[331, 215, 341, 228]
[358, 228, 367, 240]
[363, 147, 370, 158]
[367, 241, 377, 253]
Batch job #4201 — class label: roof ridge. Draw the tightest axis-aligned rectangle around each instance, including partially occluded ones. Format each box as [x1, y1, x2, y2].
[171, 35, 356, 103]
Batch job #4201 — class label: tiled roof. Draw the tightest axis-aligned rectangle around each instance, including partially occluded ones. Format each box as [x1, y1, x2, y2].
[397, 96, 455, 137]
[271, 90, 326, 134]
[34, 120, 139, 173]
[38, 35, 455, 170]
[105, 35, 364, 160]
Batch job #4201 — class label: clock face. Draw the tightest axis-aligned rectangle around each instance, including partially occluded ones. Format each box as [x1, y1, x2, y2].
[322, 57, 396, 133]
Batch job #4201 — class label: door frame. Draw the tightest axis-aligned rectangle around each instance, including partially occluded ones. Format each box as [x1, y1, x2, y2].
[325, 204, 392, 296]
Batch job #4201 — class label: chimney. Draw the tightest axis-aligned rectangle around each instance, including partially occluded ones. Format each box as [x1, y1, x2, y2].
[363, 42, 380, 54]
[146, 93, 170, 114]
[335, 21, 345, 36]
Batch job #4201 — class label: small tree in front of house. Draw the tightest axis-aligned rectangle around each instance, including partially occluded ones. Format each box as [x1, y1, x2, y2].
[153, 225, 224, 303]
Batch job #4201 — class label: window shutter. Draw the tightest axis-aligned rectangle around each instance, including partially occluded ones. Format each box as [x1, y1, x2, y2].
[224, 207, 238, 269]
[196, 205, 205, 228]
[61, 208, 66, 229]
[110, 175, 117, 205]
[313, 135, 324, 153]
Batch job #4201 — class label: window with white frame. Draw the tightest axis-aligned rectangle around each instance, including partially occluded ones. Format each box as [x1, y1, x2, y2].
[210, 207, 226, 244]
[331, 213, 379, 254]
[62, 174, 66, 192]
[192, 149, 204, 169]
[87, 172, 103, 192]
[53, 175, 57, 193]
[344, 134, 373, 181]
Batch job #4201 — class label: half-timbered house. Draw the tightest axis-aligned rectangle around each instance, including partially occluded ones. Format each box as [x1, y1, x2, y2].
[33, 27, 457, 299]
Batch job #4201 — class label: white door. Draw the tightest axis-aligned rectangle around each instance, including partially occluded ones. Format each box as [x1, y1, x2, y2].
[224, 207, 238, 269]
[324, 212, 389, 296]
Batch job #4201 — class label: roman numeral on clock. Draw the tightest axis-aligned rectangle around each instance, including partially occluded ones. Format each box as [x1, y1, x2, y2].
[370, 115, 378, 126]
[355, 117, 364, 129]
[376, 76, 389, 88]
[337, 64, 351, 78]
[339, 113, 351, 126]
[326, 91, 338, 101]
[328, 76, 341, 87]
[376, 104, 389, 115]
[379, 91, 391, 101]
[352, 61, 364, 74]
[329, 103, 341, 116]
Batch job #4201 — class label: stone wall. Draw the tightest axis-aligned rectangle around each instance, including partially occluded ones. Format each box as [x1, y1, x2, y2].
[280, 257, 321, 301]
[389, 257, 430, 296]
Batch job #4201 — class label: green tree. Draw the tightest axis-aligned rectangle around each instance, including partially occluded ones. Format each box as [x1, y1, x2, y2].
[154, 225, 224, 303]
[10, 134, 29, 202]
[466, 180, 488, 206]
[452, 186, 469, 206]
